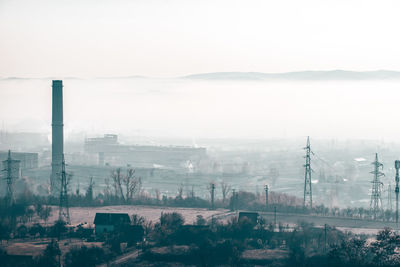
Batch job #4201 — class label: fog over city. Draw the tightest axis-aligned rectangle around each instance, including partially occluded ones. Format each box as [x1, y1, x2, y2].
[2, 76, 400, 141]
[2, 1, 400, 266]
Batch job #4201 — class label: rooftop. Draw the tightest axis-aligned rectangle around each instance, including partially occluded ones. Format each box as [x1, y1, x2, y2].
[93, 213, 130, 225]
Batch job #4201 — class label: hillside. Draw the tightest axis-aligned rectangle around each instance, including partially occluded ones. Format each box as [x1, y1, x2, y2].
[182, 70, 400, 80]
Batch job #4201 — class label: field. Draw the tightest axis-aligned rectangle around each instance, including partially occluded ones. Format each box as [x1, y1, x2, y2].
[46, 205, 395, 235]
[48, 205, 229, 226]
[3, 238, 102, 257]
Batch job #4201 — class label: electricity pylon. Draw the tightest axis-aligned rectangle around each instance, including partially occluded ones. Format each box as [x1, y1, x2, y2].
[395, 160, 400, 224]
[303, 136, 313, 208]
[58, 155, 70, 224]
[2, 150, 20, 207]
[370, 153, 384, 220]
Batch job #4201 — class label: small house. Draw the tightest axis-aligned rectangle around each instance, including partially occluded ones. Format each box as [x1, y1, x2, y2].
[94, 213, 131, 234]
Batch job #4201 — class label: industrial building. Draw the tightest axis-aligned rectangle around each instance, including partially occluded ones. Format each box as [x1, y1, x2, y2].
[84, 134, 207, 169]
[0, 151, 38, 170]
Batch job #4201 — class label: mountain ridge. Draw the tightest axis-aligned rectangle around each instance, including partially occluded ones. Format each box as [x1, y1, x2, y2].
[182, 70, 400, 80]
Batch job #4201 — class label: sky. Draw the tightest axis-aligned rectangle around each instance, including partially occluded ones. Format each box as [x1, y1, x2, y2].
[2, 1, 400, 141]
[1, 0, 400, 78]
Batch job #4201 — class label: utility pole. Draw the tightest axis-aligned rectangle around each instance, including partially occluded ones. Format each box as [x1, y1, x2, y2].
[235, 190, 239, 211]
[210, 183, 215, 210]
[370, 153, 384, 220]
[231, 189, 236, 211]
[274, 206, 277, 229]
[2, 150, 20, 207]
[264, 184, 269, 208]
[324, 224, 327, 253]
[395, 160, 400, 225]
[231, 189, 239, 211]
[58, 155, 70, 224]
[388, 183, 393, 211]
[303, 136, 313, 209]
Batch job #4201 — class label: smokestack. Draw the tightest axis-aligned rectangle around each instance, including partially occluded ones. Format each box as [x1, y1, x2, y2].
[51, 80, 63, 194]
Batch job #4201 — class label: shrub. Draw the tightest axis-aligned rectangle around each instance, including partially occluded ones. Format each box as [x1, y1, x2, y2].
[64, 245, 111, 267]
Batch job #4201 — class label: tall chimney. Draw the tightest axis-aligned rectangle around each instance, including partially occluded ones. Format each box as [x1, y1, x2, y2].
[51, 80, 63, 194]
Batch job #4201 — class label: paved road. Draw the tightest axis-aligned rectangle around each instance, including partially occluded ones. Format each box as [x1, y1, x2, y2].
[98, 249, 140, 267]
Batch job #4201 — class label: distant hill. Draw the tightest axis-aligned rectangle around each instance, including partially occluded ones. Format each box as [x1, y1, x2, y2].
[182, 70, 400, 80]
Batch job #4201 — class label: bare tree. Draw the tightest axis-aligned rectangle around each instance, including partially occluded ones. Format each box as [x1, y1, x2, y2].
[39, 205, 52, 225]
[177, 184, 184, 200]
[103, 177, 112, 200]
[76, 178, 80, 196]
[188, 185, 195, 199]
[123, 168, 142, 202]
[221, 181, 231, 203]
[155, 188, 161, 202]
[131, 214, 146, 225]
[110, 168, 142, 203]
[111, 168, 125, 201]
[85, 177, 95, 202]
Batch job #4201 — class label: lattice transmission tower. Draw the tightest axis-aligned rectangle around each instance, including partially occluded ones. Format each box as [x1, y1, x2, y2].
[370, 153, 384, 219]
[303, 136, 313, 208]
[395, 160, 400, 224]
[58, 155, 70, 224]
[2, 150, 20, 207]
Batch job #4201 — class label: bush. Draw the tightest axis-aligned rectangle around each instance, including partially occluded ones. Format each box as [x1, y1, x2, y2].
[34, 239, 61, 267]
[29, 223, 45, 237]
[193, 239, 242, 265]
[49, 220, 67, 240]
[150, 212, 185, 245]
[196, 215, 206, 226]
[64, 245, 111, 267]
[160, 212, 184, 229]
[16, 224, 28, 238]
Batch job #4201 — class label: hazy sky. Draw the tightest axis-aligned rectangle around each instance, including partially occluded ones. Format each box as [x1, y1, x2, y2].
[1, 0, 400, 78]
